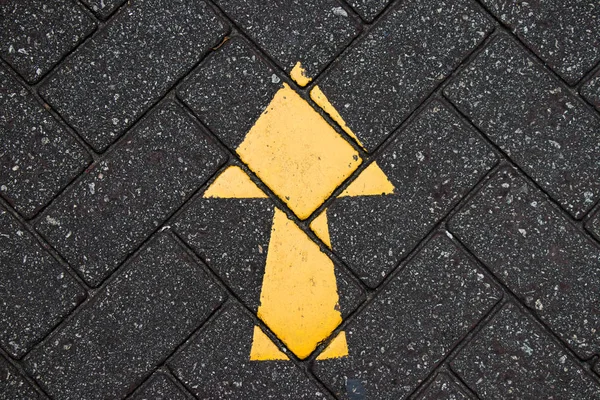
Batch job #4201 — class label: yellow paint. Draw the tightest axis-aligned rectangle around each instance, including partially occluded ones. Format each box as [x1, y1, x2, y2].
[252, 208, 347, 359]
[310, 86, 364, 150]
[203, 166, 267, 198]
[309, 211, 331, 249]
[290, 61, 312, 86]
[339, 162, 394, 197]
[250, 326, 289, 360]
[316, 332, 349, 360]
[237, 83, 361, 219]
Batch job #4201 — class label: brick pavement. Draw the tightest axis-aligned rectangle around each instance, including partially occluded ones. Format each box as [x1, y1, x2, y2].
[1, 0, 600, 399]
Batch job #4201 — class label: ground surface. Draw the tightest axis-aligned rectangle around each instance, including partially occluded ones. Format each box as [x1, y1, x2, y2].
[2, 0, 600, 399]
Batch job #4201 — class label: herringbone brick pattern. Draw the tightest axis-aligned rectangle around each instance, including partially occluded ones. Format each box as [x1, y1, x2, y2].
[2, 0, 600, 399]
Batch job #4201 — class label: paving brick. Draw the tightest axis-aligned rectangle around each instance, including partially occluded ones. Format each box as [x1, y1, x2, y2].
[0, 65, 90, 219]
[445, 35, 600, 219]
[346, 0, 390, 21]
[582, 69, 600, 111]
[0, 0, 95, 83]
[449, 168, 600, 358]
[212, 0, 359, 85]
[416, 373, 470, 400]
[0, 354, 39, 400]
[0, 206, 85, 358]
[452, 304, 600, 399]
[587, 209, 600, 242]
[169, 302, 324, 400]
[481, 0, 600, 84]
[178, 37, 282, 150]
[39, 0, 227, 151]
[80, 0, 126, 19]
[314, 0, 493, 151]
[24, 234, 224, 400]
[317, 100, 496, 287]
[36, 102, 226, 287]
[130, 372, 189, 400]
[312, 235, 500, 400]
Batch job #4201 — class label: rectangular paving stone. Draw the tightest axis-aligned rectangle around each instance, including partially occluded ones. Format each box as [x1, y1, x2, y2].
[416, 373, 470, 400]
[315, 0, 493, 151]
[39, 0, 227, 151]
[0, 0, 95, 83]
[0, 65, 91, 219]
[587, 208, 600, 243]
[178, 37, 282, 150]
[36, 101, 226, 287]
[449, 167, 600, 358]
[452, 304, 600, 399]
[130, 372, 190, 400]
[24, 234, 225, 400]
[481, 0, 600, 84]
[0, 354, 39, 400]
[312, 235, 501, 400]
[582, 69, 600, 111]
[445, 34, 600, 218]
[0, 206, 85, 358]
[213, 0, 359, 85]
[346, 0, 390, 21]
[320, 100, 496, 287]
[169, 302, 324, 400]
[80, 0, 126, 19]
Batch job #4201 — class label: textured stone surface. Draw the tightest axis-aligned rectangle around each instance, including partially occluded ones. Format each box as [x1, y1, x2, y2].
[24, 234, 224, 400]
[40, 0, 227, 151]
[0, 206, 84, 358]
[322, 101, 496, 287]
[0, 0, 95, 83]
[315, 0, 493, 151]
[313, 235, 500, 400]
[170, 302, 323, 400]
[582, 69, 600, 111]
[80, 0, 126, 19]
[417, 373, 470, 400]
[445, 34, 600, 218]
[178, 37, 281, 150]
[0, 65, 90, 219]
[481, 0, 600, 84]
[0, 355, 39, 400]
[346, 0, 390, 21]
[36, 102, 226, 287]
[450, 168, 600, 358]
[587, 209, 600, 242]
[213, 0, 359, 82]
[452, 304, 600, 399]
[130, 372, 189, 400]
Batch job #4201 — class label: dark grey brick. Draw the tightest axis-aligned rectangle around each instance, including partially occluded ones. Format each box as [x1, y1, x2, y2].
[417, 373, 470, 400]
[80, 0, 126, 19]
[170, 302, 323, 400]
[582, 69, 600, 111]
[481, 0, 600, 84]
[449, 168, 600, 358]
[175, 182, 364, 313]
[312, 235, 501, 400]
[0, 65, 90, 219]
[0, 0, 95, 83]
[452, 304, 600, 399]
[39, 0, 227, 151]
[315, 0, 493, 151]
[130, 372, 189, 400]
[346, 0, 389, 21]
[0, 207, 84, 358]
[178, 37, 282, 150]
[36, 102, 226, 287]
[587, 209, 600, 242]
[324, 101, 496, 287]
[445, 35, 600, 218]
[0, 354, 39, 400]
[24, 234, 224, 400]
[213, 0, 359, 84]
